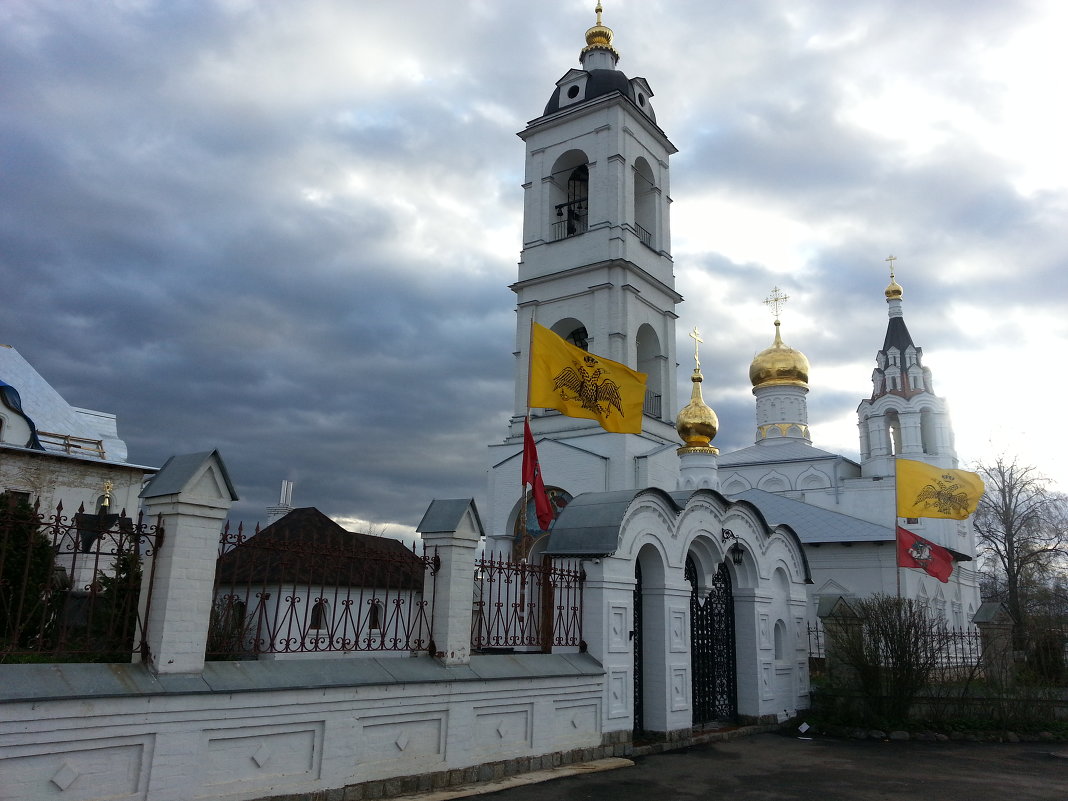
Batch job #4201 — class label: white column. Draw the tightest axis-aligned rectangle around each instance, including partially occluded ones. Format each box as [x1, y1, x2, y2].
[140, 492, 231, 675]
[421, 526, 480, 666]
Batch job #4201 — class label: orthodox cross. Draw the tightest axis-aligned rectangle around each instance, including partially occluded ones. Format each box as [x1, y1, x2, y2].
[885, 253, 897, 282]
[689, 326, 703, 369]
[763, 286, 789, 321]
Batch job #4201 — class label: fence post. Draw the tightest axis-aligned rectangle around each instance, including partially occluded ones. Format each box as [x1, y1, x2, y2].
[138, 451, 237, 675]
[973, 601, 1016, 688]
[416, 499, 484, 666]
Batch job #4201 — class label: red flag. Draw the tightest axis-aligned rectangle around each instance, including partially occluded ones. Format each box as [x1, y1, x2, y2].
[896, 526, 953, 583]
[522, 419, 554, 531]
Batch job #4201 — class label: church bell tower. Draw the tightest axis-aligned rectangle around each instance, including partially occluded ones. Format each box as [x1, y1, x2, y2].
[857, 259, 958, 478]
[487, 4, 684, 548]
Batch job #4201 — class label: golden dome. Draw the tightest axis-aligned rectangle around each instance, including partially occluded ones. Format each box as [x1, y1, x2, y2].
[749, 320, 810, 389]
[885, 277, 903, 299]
[583, 2, 619, 57]
[676, 367, 719, 450]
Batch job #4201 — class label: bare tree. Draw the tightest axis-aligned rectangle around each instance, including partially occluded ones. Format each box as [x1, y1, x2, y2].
[973, 455, 1068, 639]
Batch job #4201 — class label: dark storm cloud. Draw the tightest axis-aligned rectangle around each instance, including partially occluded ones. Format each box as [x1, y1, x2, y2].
[3, 0, 1065, 527]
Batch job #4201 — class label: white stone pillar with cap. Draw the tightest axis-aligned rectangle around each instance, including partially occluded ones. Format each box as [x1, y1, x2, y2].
[139, 449, 237, 675]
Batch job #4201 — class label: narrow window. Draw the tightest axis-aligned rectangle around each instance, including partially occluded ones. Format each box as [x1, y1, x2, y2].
[310, 599, 327, 629]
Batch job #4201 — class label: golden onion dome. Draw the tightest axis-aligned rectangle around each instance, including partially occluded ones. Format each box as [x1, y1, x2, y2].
[583, 2, 619, 57]
[749, 320, 810, 389]
[885, 276, 903, 300]
[676, 367, 719, 449]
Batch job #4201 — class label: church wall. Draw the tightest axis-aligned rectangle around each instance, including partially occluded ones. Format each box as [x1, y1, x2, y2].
[0, 446, 147, 517]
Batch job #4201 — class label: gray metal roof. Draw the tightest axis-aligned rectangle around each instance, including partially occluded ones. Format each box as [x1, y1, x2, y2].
[140, 450, 238, 501]
[0, 344, 131, 463]
[416, 498, 484, 537]
[544, 489, 679, 556]
[719, 440, 848, 467]
[729, 488, 893, 544]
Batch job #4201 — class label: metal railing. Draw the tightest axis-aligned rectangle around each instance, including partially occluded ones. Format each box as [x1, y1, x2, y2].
[635, 223, 653, 248]
[35, 430, 106, 459]
[471, 554, 585, 652]
[552, 215, 589, 241]
[0, 497, 162, 663]
[809, 622, 986, 682]
[210, 522, 438, 658]
[643, 390, 662, 418]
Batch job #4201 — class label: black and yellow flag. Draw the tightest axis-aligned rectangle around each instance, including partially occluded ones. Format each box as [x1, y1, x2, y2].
[529, 323, 646, 434]
[895, 459, 985, 520]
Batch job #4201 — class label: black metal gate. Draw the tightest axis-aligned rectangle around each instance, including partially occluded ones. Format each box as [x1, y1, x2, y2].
[687, 555, 737, 724]
[632, 561, 644, 734]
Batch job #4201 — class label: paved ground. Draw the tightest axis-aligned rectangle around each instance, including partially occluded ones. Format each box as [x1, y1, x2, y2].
[467, 733, 1068, 801]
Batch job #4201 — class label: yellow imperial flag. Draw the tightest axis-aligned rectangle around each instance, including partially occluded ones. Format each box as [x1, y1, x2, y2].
[895, 458, 985, 520]
[529, 322, 647, 434]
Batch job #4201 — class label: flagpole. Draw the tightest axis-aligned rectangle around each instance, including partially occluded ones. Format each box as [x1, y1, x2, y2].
[518, 310, 537, 561]
[894, 457, 902, 598]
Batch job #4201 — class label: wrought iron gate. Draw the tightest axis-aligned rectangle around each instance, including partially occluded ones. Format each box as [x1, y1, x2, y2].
[632, 561, 643, 733]
[687, 556, 737, 724]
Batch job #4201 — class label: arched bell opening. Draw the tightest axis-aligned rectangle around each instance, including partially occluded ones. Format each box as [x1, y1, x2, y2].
[633, 156, 656, 248]
[636, 323, 664, 420]
[549, 150, 590, 241]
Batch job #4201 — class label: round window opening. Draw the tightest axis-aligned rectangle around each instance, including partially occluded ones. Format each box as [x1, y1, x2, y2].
[567, 85, 580, 99]
[637, 93, 646, 106]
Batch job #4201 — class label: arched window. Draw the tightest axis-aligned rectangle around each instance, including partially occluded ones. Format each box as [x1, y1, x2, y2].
[636, 323, 663, 419]
[368, 599, 382, 631]
[551, 317, 590, 351]
[633, 157, 656, 248]
[886, 410, 901, 455]
[550, 151, 589, 240]
[309, 599, 327, 630]
[920, 408, 938, 455]
[773, 619, 786, 661]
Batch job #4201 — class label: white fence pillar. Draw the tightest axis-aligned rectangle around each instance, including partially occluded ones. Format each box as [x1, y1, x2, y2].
[139, 450, 237, 675]
[417, 499, 484, 666]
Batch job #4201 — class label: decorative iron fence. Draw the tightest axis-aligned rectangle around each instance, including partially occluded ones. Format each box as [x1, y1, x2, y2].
[471, 554, 585, 653]
[809, 622, 986, 682]
[210, 522, 439, 658]
[0, 497, 162, 663]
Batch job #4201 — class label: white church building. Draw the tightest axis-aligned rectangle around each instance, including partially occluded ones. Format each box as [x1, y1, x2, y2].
[483, 3, 981, 726]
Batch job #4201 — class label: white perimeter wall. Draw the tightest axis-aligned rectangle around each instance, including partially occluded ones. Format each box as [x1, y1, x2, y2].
[0, 654, 603, 801]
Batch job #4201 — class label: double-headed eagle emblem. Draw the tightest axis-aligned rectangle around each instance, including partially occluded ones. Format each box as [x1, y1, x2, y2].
[912, 473, 972, 517]
[552, 355, 626, 420]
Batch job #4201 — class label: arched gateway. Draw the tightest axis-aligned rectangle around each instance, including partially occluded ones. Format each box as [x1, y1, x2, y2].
[545, 487, 811, 738]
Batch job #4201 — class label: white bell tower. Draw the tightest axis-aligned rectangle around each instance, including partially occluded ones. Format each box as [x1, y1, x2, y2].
[487, 4, 684, 549]
[857, 258, 958, 478]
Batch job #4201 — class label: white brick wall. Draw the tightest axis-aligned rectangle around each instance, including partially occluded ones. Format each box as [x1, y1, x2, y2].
[0, 658, 604, 801]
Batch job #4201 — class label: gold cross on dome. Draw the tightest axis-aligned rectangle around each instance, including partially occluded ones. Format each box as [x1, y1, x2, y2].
[763, 286, 789, 321]
[689, 327, 703, 368]
[885, 254, 897, 281]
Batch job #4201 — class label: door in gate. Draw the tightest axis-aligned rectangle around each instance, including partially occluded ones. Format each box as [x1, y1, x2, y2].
[686, 555, 737, 724]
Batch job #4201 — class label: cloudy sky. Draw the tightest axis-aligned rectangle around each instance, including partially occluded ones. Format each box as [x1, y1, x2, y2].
[3, 0, 1065, 535]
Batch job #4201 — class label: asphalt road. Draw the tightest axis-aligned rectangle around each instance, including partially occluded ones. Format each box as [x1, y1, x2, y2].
[475, 733, 1068, 801]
